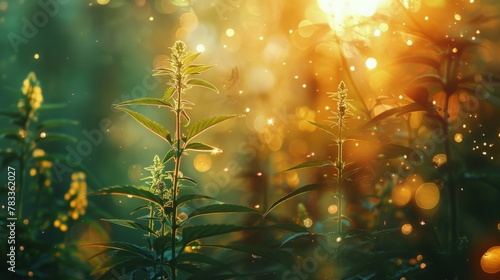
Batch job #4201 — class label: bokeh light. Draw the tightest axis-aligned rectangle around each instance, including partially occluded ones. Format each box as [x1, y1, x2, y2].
[194, 154, 212, 172]
[415, 183, 440, 210]
[392, 185, 412, 206]
[481, 246, 500, 274]
[401, 223, 413, 235]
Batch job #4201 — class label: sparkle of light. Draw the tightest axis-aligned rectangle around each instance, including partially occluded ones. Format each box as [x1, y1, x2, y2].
[365, 57, 377, 69]
[226, 28, 235, 37]
[196, 44, 205, 52]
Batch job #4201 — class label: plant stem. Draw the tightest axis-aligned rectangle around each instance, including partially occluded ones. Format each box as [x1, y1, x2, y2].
[337, 129, 343, 234]
[170, 68, 184, 280]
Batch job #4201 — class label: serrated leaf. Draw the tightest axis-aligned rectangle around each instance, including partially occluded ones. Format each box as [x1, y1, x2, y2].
[202, 244, 294, 267]
[101, 219, 156, 235]
[184, 64, 214, 75]
[37, 119, 78, 130]
[152, 233, 172, 254]
[115, 98, 174, 109]
[183, 52, 201, 65]
[280, 232, 316, 248]
[257, 183, 328, 224]
[281, 159, 336, 172]
[163, 87, 175, 100]
[176, 194, 218, 207]
[116, 107, 171, 144]
[185, 142, 219, 152]
[186, 115, 242, 142]
[88, 185, 164, 208]
[187, 78, 219, 93]
[38, 133, 77, 143]
[187, 204, 261, 220]
[306, 121, 336, 137]
[82, 241, 154, 258]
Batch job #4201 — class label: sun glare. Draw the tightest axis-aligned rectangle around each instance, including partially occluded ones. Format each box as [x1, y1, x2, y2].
[318, 0, 380, 17]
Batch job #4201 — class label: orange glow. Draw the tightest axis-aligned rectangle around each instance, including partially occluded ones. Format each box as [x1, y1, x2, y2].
[415, 183, 440, 210]
[481, 246, 500, 274]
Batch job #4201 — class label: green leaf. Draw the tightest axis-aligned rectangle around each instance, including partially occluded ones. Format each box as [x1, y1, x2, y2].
[37, 119, 78, 130]
[187, 78, 219, 93]
[183, 52, 201, 65]
[257, 183, 328, 224]
[0, 149, 20, 170]
[0, 129, 21, 142]
[88, 185, 164, 209]
[186, 115, 242, 142]
[202, 244, 294, 267]
[163, 87, 175, 100]
[185, 142, 219, 152]
[38, 103, 66, 110]
[306, 121, 336, 137]
[187, 204, 261, 220]
[82, 241, 154, 258]
[162, 149, 176, 164]
[152, 233, 172, 254]
[177, 194, 218, 207]
[91, 255, 151, 277]
[177, 253, 236, 273]
[280, 232, 316, 248]
[38, 133, 77, 143]
[182, 224, 249, 245]
[101, 219, 156, 235]
[130, 205, 149, 215]
[281, 159, 335, 172]
[184, 64, 214, 75]
[0, 110, 22, 119]
[116, 107, 171, 144]
[153, 67, 174, 76]
[115, 98, 174, 109]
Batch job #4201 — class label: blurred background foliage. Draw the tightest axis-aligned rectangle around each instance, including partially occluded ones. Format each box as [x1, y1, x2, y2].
[2, 0, 500, 279]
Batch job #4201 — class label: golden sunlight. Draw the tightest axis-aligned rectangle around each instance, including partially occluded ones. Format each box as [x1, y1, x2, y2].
[318, 0, 379, 17]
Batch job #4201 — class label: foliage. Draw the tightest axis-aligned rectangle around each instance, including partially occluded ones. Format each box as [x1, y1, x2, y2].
[87, 41, 306, 280]
[0, 73, 102, 279]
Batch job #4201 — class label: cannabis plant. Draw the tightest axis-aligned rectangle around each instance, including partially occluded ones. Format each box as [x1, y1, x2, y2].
[0, 72, 96, 279]
[257, 81, 416, 279]
[87, 41, 304, 280]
